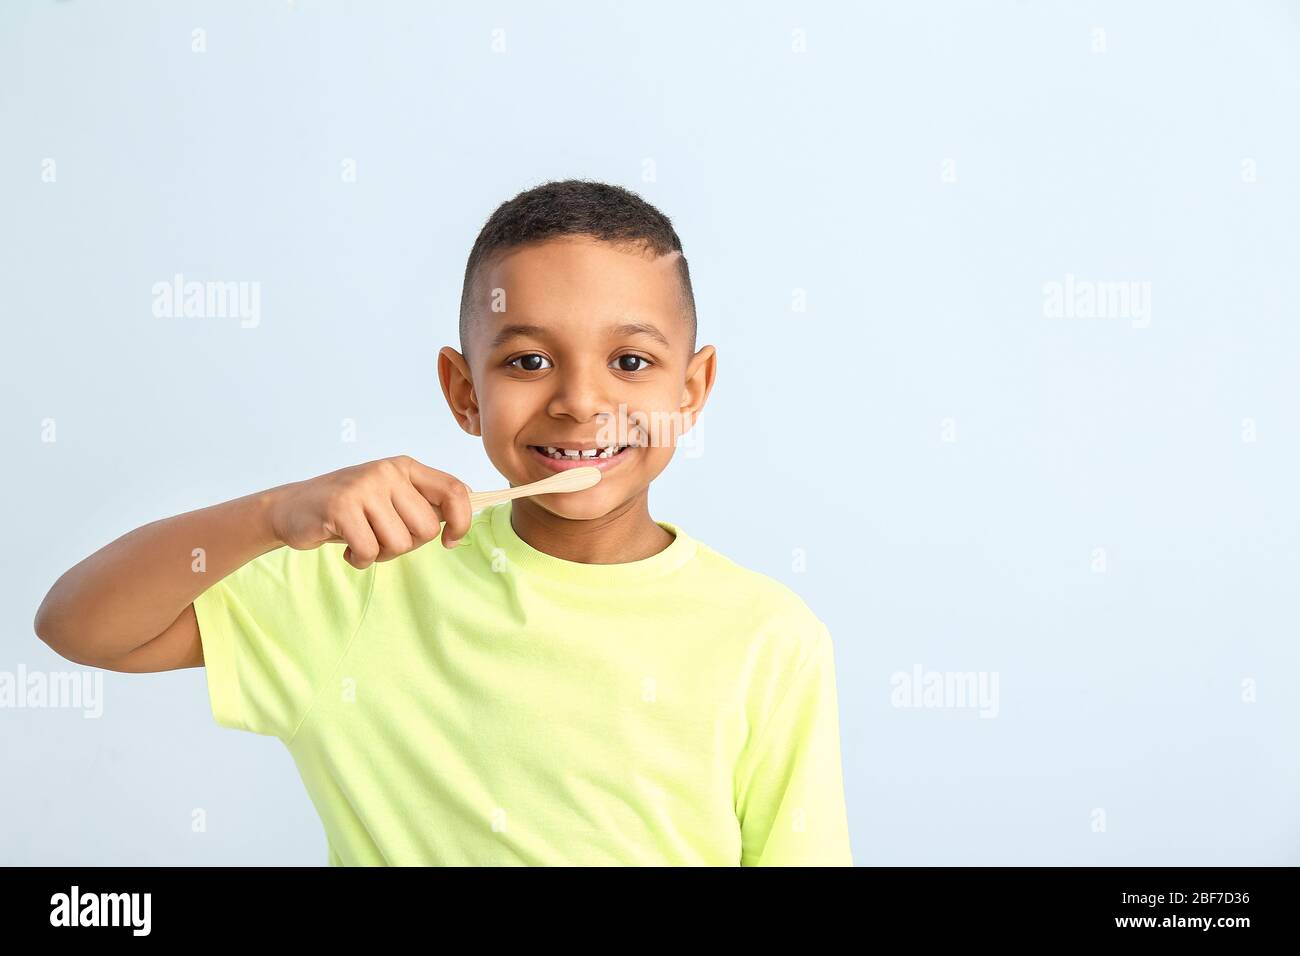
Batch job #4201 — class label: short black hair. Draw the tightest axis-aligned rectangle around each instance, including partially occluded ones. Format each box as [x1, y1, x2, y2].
[458, 179, 696, 360]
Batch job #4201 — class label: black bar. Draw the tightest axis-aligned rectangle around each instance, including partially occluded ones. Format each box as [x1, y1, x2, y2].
[0, 866, 1289, 941]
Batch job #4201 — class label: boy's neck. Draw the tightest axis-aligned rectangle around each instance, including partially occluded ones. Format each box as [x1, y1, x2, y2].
[508, 495, 675, 565]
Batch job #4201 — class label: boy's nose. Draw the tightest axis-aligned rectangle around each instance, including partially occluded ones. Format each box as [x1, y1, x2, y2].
[545, 371, 617, 423]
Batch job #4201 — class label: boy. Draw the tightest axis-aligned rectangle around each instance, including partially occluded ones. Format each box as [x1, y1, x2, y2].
[34, 179, 854, 866]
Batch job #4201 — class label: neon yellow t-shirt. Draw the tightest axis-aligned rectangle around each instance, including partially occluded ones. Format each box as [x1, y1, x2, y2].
[193, 500, 853, 866]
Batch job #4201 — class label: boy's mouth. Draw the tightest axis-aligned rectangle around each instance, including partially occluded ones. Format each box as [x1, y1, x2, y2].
[527, 443, 636, 472]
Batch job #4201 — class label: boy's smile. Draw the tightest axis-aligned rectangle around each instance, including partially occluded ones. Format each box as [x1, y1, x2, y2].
[527, 442, 637, 470]
[439, 235, 715, 561]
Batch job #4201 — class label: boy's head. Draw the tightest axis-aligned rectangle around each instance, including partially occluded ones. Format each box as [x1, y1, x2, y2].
[439, 179, 716, 521]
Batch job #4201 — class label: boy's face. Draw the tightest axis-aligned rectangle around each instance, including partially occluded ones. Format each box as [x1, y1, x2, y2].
[439, 236, 715, 520]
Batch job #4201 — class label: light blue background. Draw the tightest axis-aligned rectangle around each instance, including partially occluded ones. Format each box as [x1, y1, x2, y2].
[3, 0, 1297, 865]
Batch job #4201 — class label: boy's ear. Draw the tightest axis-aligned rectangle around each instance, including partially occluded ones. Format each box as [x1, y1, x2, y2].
[438, 346, 481, 436]
[679, 345, 717, 425]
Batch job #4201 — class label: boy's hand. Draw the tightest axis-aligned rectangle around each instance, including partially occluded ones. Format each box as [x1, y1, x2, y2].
[268, 456, 474, 569]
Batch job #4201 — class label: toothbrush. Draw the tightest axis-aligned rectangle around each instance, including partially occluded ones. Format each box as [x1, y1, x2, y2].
[467, 465, 601, 512]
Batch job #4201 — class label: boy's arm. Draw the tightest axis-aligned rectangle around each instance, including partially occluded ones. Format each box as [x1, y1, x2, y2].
[33, 456, 474, 674]
[735, 623, 854, 866]
[34, 490, 284, 672]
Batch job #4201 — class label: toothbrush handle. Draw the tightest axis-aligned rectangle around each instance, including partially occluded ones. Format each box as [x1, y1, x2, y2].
[466, 466, 602, 512]
[468, 487, 525, 511]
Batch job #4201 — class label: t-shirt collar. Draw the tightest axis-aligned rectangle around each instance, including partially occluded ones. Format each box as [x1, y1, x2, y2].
[487, 500, 697, 585]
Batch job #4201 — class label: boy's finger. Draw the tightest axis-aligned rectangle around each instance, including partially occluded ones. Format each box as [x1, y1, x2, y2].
[363, 498, 414, 560]
[390, 484, 442, 546]
[407, 462, 472, 546]
[334, 507, 380, 569]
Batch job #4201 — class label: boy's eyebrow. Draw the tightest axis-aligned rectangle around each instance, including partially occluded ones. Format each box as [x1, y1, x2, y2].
[609, 321, 671, 348]
[489, 321, 672, 349]
[489, 324, 549, 348]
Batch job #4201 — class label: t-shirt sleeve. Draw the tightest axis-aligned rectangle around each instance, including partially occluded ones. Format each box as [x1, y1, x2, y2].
[735, 619, 854, 866]
[191, 543, 376, 741]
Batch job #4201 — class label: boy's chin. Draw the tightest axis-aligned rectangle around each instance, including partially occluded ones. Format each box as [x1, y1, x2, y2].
[529, 490, 621, 521]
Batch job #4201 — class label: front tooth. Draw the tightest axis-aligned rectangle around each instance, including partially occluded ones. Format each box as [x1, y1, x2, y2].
[579, 449, 598, 458]
[563, 449, 581, 458]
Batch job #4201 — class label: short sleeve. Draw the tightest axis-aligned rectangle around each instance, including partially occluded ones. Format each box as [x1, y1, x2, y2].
[192, 543, 375, 741]
[735, 621, 854, 866]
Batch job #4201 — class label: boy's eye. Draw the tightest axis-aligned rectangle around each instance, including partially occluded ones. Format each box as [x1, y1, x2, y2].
[508, 353, 552, 372]
[613, 354, 652, 373]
